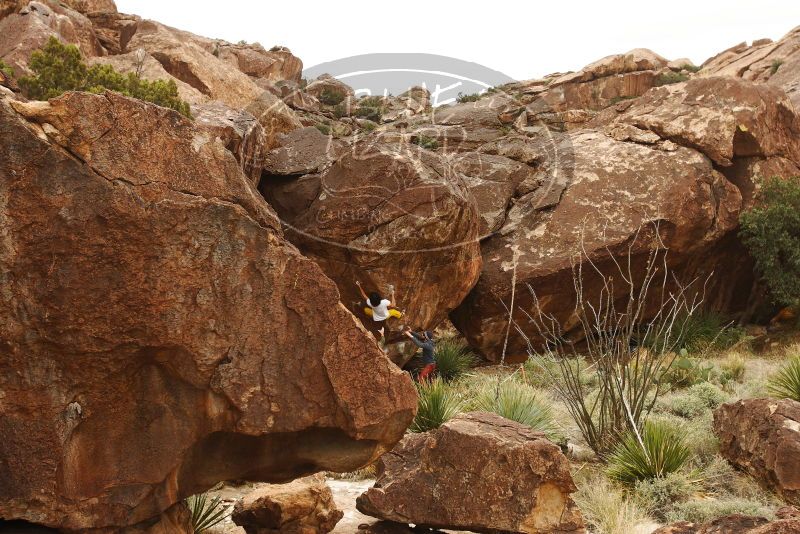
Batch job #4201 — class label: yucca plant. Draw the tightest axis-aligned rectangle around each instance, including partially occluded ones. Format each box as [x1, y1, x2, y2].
[767, 355, 800, 402]
[474, 378, 557, 438]
[607, 421, 690, 484]
[409, 378, 464, 433]
[185, 492, 229, 533]
[434, 338, 477, 382]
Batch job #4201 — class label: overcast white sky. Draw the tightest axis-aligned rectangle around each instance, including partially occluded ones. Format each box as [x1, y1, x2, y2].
[116, 1, 800, 81]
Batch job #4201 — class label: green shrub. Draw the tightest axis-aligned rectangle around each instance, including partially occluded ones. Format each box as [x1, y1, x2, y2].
[740, 176, 800, 308]
[654, 71, 689, 86]
[701, 455, 775, 501]
[771, 59, 784, 75]
[0, 59, 13, 78]
[720, 353, 747, 384]
[635, 470, 699, 520]
[679, 310, 747, 353]
[186, 493, 229, 532]
[332, 102, 348, 118]
[664, 498, 774, 524]
[473, 379, 557, 437]
[651, 412, 718, 459]
[645, 310, 746, 356]
[767, 355, 800, 401]
[659, 382, 729, 418]
[607, 421, 691, 484]
[661, 356, 715, 388]
[353, 105, 382, 122]
[360, 120, 377, 132]
[523, 355, 597, 389]
[314, 123, 331, 136]
[682, 64, 702, 73]
[456, 92, 481, 103]
[434, 338, 476, 382]
[19, 37, 190, 116]
[410, 378, 463, 433]
[412, 134, 439, 150]
[318, 87, 345, 106]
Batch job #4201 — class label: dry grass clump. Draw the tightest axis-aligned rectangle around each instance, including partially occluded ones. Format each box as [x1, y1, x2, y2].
[573, 473, 654, 534]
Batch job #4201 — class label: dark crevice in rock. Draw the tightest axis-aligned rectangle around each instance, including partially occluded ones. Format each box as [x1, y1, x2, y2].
[177, 428, 381, 496]
[149, 52, 212, 96]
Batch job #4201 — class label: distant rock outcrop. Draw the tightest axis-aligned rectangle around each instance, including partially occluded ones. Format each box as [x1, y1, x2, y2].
[0, 91, 416, 531]
[700, 26, 800, 109]
[356, 412, 584, 533]
[714, 398, 800, 506]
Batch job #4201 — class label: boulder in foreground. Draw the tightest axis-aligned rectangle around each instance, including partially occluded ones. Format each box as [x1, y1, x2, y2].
[232, 474, 343, 534]
[356, 411, 584, 533]
[0, 91, 416, 532]
[713, 398, 800, 506]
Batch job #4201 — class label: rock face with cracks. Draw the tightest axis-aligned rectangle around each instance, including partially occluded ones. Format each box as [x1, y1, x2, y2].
[0, 91, 416, 532]
[356, 412, 584, 534]
[713, 398, 800, 506]
[262, 138, 482, 346]
[451, 77, 800, 361]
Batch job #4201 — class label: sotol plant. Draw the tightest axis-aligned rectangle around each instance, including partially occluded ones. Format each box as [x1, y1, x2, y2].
[19, 37, 191, 117]
[607, 420, 691, 484]
[409, 378, 463, 432]
[474, 378, 557, 438]
[433, 338, 476, 382]
[767, 355, 800, 402]
[185, 493, 229, 532]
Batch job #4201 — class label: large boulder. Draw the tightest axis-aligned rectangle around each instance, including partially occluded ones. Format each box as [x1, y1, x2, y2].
[260, 137, 482, 345]
[508, 49, 669, 119]
[231, 474, 343, 534]
[700, 26, 800, 109]
[713, 398, 800, 505]
[0, 0, 106, 75]
[452, 77, 800, 361]
[356, 412, 584, 533]
[217, 43, 303, 84]
[0, 91, 416, 531]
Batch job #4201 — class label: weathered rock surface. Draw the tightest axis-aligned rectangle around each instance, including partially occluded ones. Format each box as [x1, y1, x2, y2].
[417, 93, 516, 152]
[356, 412, 584, 533]
[508, 49, 669, 118]
[194, 101, 269, 186]
[264, 126, 344, 176]
[216, 43, 302, 84]
[60, 0, 116, 16]
[452, 77, 800, 361]
[89, 51, 209, 105]
[700, 26, 800, 109]
[305, 74, 355, 103]
[0, 91, 416, 531]
[232, 474, 343, 534]
[653, 510, 800, 534]
[261, 138, 482, 344]
[713, 398, 800, 505]
[0, 0, 106, 74]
